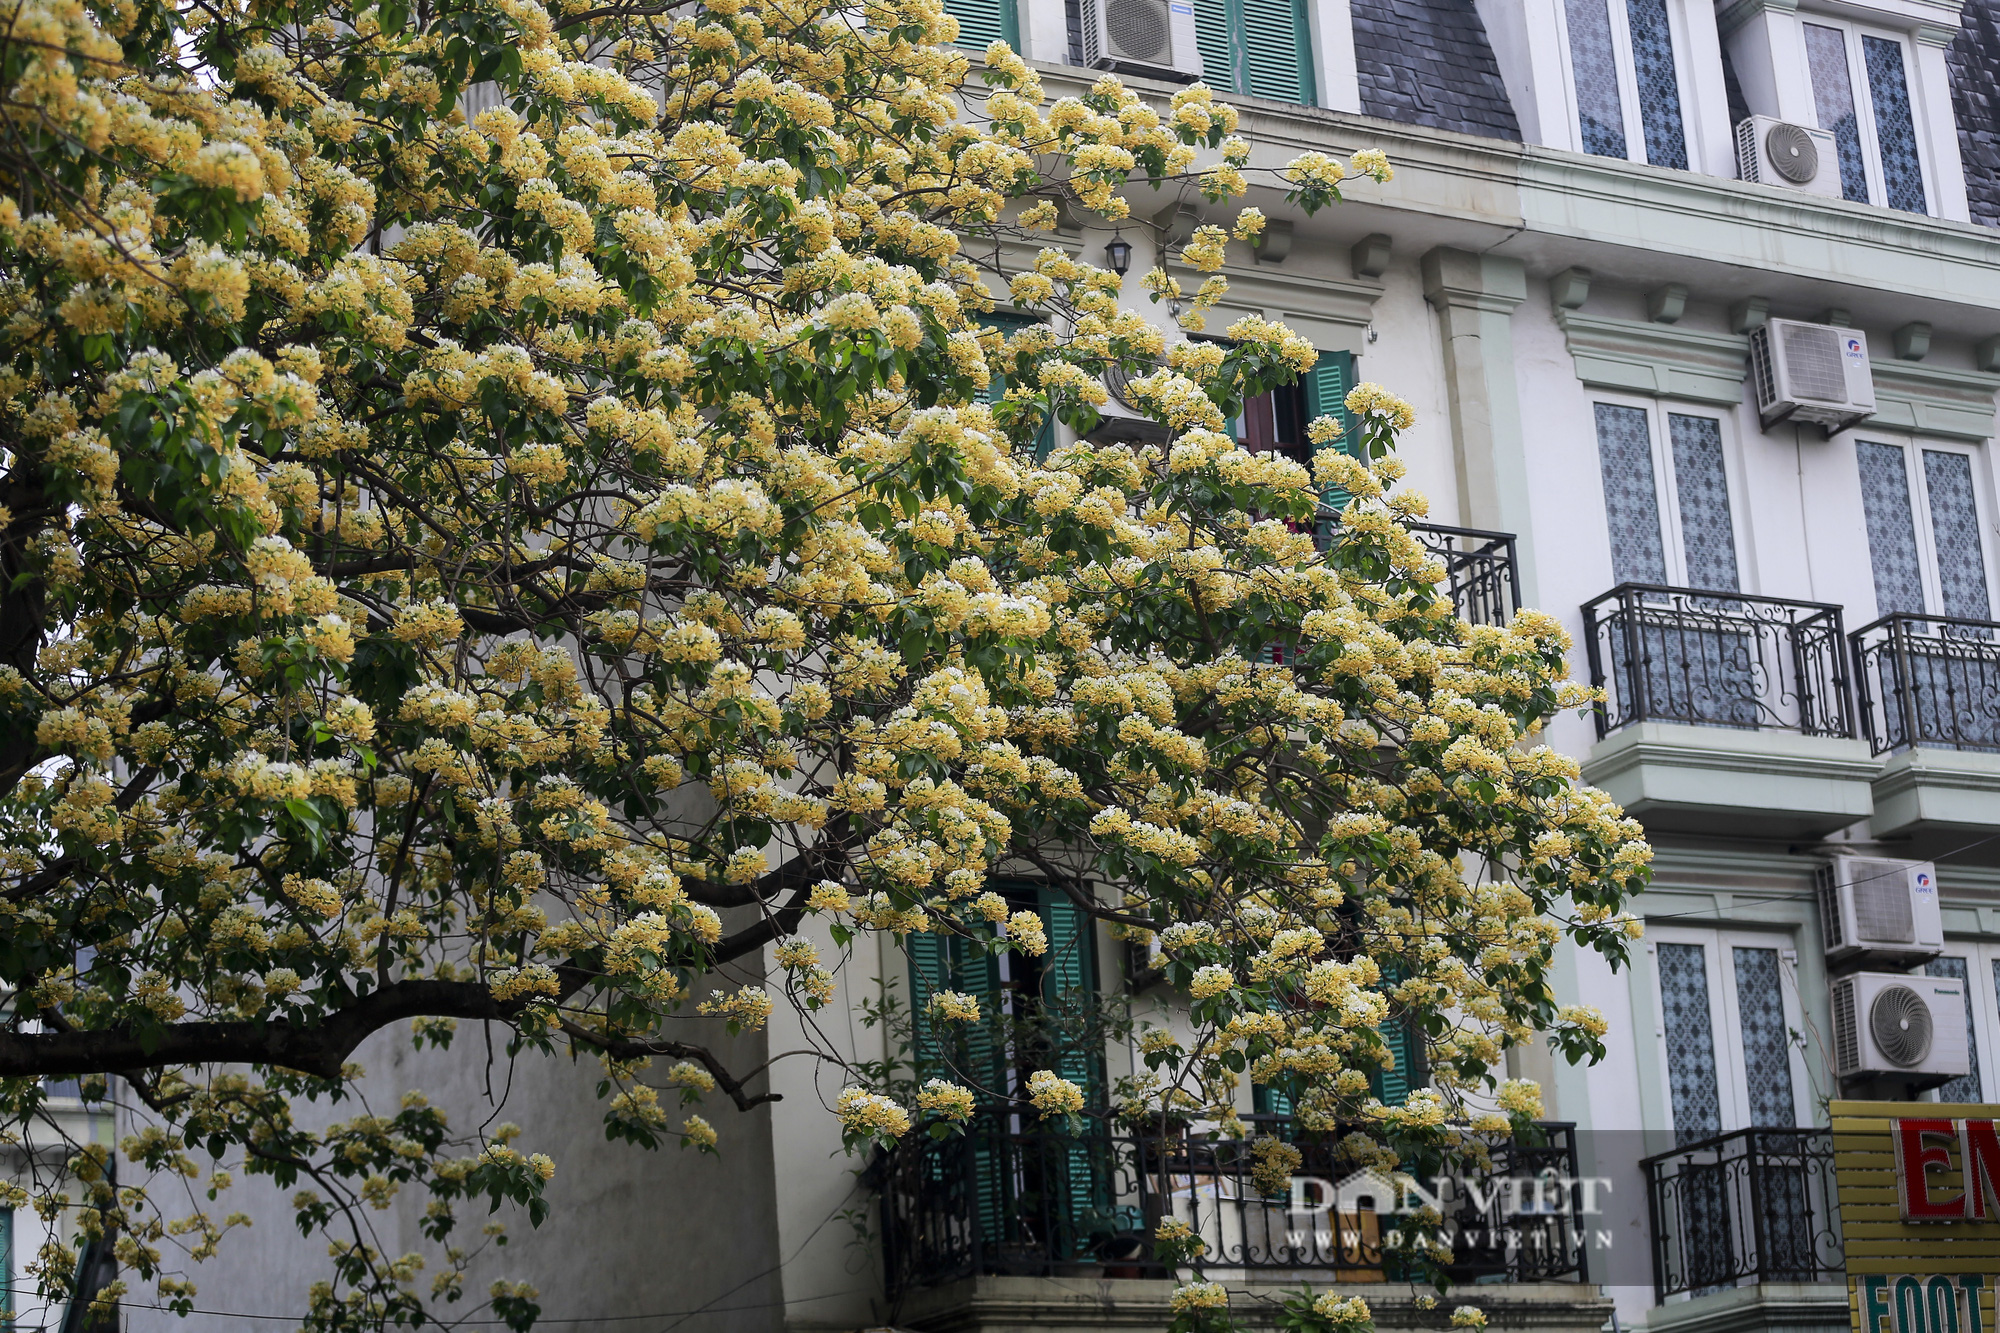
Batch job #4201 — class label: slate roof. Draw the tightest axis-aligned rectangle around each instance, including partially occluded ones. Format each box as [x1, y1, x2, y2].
[1949, 0, 2000, 228]
[1350, 0, 1520, 142]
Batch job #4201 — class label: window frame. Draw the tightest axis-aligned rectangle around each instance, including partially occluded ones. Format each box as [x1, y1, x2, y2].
[1849, 432, 1998, 621]
[1552, 0, 1697, 168]
[1923, 943, 2000, 1105]
[1795, 14, 1933, 215]
[1646, 926, 1816, 1137]
[1591, 394, 1750, 593]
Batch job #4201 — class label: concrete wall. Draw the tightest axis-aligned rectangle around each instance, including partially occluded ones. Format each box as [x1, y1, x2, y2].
[118, 1013, 781, 1333]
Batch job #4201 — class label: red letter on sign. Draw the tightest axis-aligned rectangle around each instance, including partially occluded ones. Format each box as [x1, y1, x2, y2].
[1898, 1117, 1966, 1220]
[1962, 1119, 2000, 1220]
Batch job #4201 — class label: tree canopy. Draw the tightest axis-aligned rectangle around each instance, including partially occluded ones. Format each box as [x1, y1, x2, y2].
[0, 0, 1650, 1324]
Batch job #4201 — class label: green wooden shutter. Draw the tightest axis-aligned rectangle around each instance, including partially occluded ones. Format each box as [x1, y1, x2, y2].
[910, 935, 1013, 1248]
[1290, 0, 1317, 105]
[1194, 0, 1313, 102]
[1194, 0, 1236, 91]
[951, 937, 1011, 1248]
[1303, 348, 1354, 452]
[1371, 1016, 1421, 1106]
[1368, 967, 1422, 1107]
[983, 313, 1056, 461]
[1242, 0, 1312, 103]
[1305, 349, 1355, 521]
[906, 933, 953, 1079]
[945, 0, 1019, 50]
[1039, 887, 1107, 1258]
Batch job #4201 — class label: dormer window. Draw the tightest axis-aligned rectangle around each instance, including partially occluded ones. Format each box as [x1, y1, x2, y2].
[1561, 0, 1690, 169]
[1801, 20, 1928, 213]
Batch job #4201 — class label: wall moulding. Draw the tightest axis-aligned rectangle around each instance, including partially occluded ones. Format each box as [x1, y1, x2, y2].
[1556, 311, 1749, 406]
[1166, 261, 1387, 352]
[1865, 358, 2000, 442]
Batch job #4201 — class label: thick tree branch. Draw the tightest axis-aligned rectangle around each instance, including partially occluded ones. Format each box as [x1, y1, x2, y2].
[0, 976, 579, 1081]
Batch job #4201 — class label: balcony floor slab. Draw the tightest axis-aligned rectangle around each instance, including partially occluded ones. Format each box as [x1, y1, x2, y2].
[1870, 747, 2000, 860]
[1640, 1282, 1849, 1333]
[897, 1275, 1614, 1333]
[1581, 723, 1879, 839]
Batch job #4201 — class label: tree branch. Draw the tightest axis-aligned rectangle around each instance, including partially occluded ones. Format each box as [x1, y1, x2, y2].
[557, 1020, 780, 1111]
[0, 977, 576, 1081]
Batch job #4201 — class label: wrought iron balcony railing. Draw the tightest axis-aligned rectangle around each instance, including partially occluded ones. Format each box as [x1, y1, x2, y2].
[1581, 585, 1853, 739]
[876, 1113, 1588, 1297]
[1409, 523, 1520, 627]
[1642, 1126, 1841, 1301]
[1850, 612, 2000, 755]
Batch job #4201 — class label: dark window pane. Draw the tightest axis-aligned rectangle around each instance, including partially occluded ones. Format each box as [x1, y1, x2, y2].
[1857, 441, 1925, 615]
[1627, 0, 1688, 168]
[1732, 947, 1797, 1127]
[1669, 414, 1739, 593]
[1595, 403, 1668, 585]
[1864, 35, 1928, 213]
[1566, 0, 1627, 158]
[1804, 25, 1869, 203]
[1659, 942, 1724, 1144]
[1924, 450, 1992, 620]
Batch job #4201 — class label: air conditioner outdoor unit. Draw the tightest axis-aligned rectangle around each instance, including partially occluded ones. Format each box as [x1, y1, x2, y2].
[1817, 856, 1944, 969]
[1736, 115, 1842, 197]
[1082, 0, 1202, 82]
[1832, 971, 1968, 1088]
[1749, 318, 1876, 434]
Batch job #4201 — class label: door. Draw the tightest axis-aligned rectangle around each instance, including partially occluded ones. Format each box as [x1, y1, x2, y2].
[1649, 929, 1816, 1291]
[1854, 437, 2000, 748]
[1592, 401, 1757, 725]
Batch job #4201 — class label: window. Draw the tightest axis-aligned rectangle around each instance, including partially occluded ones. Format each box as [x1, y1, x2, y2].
[1194, 0, 1316, 105]
[1231, 378, 1310, 465]
[1560, 0, 1689, 169]
[907, 883, 1103, 1112]
[908, 885, 1104, 1254]
[1650, 929, 1810, 1140]
[944, 0, 1019, 51]
[1801, 20, 1928, 213]
[1923, 950, 1999, 1105]
[983, 312, 1058, 461]
[1592, 401, 1741, 591]
[1212, 346, 1353, 471]
[1855, 439, 1993, 621]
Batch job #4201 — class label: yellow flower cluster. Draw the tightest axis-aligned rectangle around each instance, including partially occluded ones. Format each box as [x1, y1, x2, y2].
[0, 0, 1645, 1310]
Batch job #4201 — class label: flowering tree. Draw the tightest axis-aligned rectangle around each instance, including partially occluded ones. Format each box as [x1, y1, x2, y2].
[0, 0, 1650, 1323]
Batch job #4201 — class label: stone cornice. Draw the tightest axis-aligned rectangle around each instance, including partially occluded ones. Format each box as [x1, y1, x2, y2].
[1556, 311, 1750, 406]
[1028, 64, 2000, 324]
[1163, 259, 1386, 350]
[1865, 358, 2000, 441]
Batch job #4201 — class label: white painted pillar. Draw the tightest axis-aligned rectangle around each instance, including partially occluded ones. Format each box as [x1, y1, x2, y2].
[1912, 24, 1971, 222]
[1720, 0, 1817, 126]
[1677, 0, 1738, 178]
[1476, 0, 1578, 151]
[1018, 0, 1071, 65]
[1309, 0, 1361, 113]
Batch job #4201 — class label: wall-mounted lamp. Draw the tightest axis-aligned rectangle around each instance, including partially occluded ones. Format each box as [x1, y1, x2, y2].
[1104, 233, 1132, 276]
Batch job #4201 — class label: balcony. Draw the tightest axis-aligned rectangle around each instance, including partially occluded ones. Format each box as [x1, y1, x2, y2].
[1410, 523, 1519, 627]
[1578, 586, 1878, 836]
[877, 1114, 1589, 1298]
[1643, 1127, 1843, 1301]
[1852, 613, 2000, 856]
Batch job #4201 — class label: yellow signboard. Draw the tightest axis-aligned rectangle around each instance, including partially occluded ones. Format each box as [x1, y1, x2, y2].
[1834, 1100, 2000, 1333]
